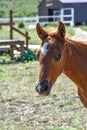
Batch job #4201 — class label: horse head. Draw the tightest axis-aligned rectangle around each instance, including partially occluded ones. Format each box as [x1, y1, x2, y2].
[35, 22, 66, 96]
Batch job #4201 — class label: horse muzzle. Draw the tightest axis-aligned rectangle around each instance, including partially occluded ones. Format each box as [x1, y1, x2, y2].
[35, 79, 52, 96]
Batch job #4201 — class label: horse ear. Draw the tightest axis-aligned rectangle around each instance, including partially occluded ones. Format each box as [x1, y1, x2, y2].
[57, 21, 66, 39]
[36, 23, 48, 39]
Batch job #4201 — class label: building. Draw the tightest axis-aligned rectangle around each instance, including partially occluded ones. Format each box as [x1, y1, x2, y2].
[38, 0, 87, 25]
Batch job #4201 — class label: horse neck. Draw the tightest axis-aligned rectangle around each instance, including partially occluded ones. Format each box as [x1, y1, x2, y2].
[63, 38, 87, 88]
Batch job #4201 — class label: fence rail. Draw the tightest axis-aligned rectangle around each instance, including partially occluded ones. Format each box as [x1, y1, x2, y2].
[0, 8, 74, 26]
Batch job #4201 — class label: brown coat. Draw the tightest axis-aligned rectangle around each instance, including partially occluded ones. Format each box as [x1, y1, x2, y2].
[36, 22, 87, 108]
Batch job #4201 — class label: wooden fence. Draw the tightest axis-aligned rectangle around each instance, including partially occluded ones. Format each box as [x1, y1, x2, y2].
[0, 10, 31, 61]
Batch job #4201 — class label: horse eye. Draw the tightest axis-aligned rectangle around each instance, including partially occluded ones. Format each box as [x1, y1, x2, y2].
[55, 53, 61, 62]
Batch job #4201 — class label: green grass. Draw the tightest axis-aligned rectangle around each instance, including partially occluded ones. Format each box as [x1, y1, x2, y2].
[0, 26, 40, 44]
[79, 25, 87, 32]
[0, 0, 40, 18]
[0, 24, 74, 45]
[66, 26, 75, 36]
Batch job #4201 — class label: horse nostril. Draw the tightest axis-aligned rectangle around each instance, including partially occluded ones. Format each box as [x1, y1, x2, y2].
[42, 84, 48, 91]
[35, 79, 52, 95]
[35, 83, 48, 93]
[35, 84, 48, 92]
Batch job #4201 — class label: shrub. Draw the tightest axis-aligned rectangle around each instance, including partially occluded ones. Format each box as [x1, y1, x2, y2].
[18, 21, 24, 28]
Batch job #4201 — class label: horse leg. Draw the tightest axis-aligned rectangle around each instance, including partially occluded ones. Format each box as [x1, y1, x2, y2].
[78, 87, 87, 108]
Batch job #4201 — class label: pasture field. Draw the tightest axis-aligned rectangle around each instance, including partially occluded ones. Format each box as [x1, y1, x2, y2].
[0, 56, 87, 130]
[0, 25, 74, 45]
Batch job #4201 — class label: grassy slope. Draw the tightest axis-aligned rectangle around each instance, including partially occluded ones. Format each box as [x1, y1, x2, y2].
[0, 0, 40, 17]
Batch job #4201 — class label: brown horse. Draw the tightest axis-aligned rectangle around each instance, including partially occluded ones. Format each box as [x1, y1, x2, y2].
[35, 21, 87, 108]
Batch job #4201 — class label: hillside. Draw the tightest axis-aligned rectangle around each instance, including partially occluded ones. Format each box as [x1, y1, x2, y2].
[0, 0, 40, 18]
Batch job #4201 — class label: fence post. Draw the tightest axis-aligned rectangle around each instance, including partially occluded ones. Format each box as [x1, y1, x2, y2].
[36, 15, 39, 23]
[10, 10, 14, 59]
[25, 31, 29, 48]
[71, 8, 74, 26]
[60, 8, 64, 22]
[10, 10, 13, 39]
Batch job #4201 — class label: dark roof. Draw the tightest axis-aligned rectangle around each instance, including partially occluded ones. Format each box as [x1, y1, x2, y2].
[59, 0, 87, 3]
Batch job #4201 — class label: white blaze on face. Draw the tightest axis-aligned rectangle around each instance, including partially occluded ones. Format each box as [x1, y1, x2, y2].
[41, 42, 48, 56]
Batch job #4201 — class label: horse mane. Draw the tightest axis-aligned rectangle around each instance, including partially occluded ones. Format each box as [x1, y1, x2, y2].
[65, 36, 87, 48]
[64, 37, 87, 67]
